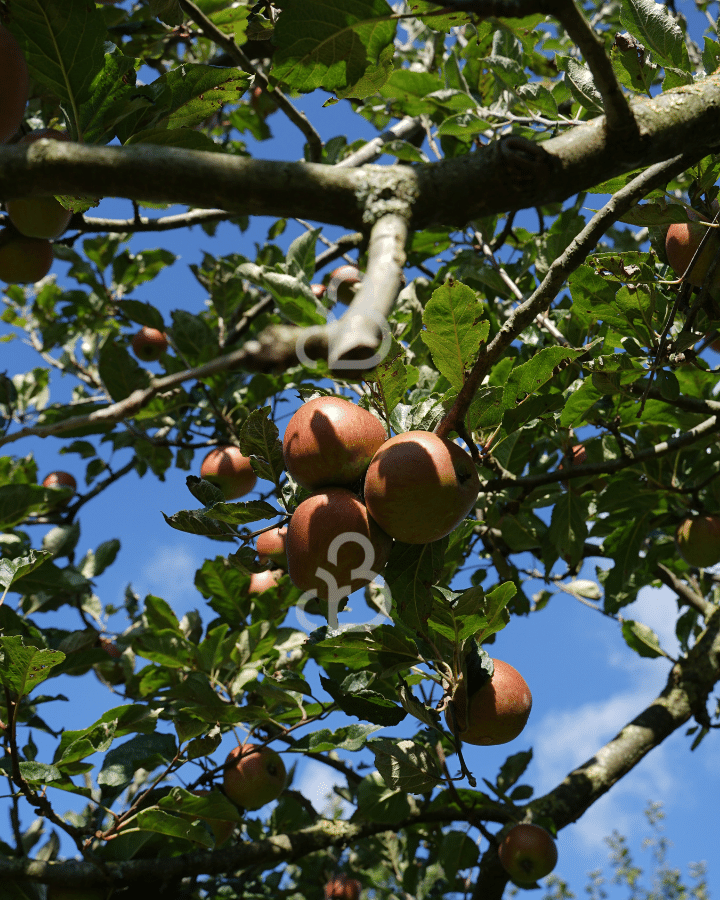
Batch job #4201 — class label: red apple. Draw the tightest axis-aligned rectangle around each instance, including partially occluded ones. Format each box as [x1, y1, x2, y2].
[498, 823, 558, 884]
[675, 514, 720, 568]
[248, 568, 282, 593]
[131, 326, 168, 362]
[0, 230, 53, 283]
[200, 445, 257, 500]
[666, 214, 720, 295]
[282, 396, 387, 490]
[43, 471, 77, 492]
[5, 130, 73, 239]
[363, 431, 479, 544]
[222, 743, 286, 810]
[325, 874, 362, 900]
[445, 659, 532, 745]
[256, 526, 288, 567]
[0, 24, 29, 144]
[286, 488, 392, 602]
[327, 264, 362, 304]
[311, 283, 327, 299]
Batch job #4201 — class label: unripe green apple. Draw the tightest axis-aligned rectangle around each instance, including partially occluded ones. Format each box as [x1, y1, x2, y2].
[249, 568, 282, 593]
[131, 326, 168, 362]
[325, 874, 362, 900]
[286, 487, 392, 602]
[0, 24, 29, 144]
[498, 823, 558, 884]
[5, 130, 73, 239]
[200, 445, 257, 500]
[666, 216, 720, 295]
[256, 526, 288, 567]
[675, 514, 720, 568]
[0, 230, 53, 283]
[222, 743, 286, 810]
[445, 658, 532, 745]
[363, 431, 480, 544]
[282, 396, 387, 490]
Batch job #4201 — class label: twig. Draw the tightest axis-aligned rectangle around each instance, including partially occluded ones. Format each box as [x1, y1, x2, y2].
[654, 563, 713, 618]
[435, 153, 693, 439]
[335, 117, 425, 168]
[178, 0, 323, 161]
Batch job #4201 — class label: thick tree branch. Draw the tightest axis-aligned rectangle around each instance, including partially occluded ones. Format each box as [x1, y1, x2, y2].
[654, 563, 714, 618]
[2, 76, 720, 231]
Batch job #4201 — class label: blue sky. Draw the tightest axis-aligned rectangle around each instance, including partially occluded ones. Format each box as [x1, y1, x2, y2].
[2, 2, 720, 894]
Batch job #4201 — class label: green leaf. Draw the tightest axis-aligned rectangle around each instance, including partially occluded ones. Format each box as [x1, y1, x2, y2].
[288, 724, 383, 753]
[98, 341, 150, 403]
[271, 0, 397, 99]
[98, 733, 177, 790]
[0, 637, 64, 699]
[369, 738, 443, 793]
[320, 677, 406, 726]
[421, 281, 488, 391]
[548, 493, 589, 567]
[620, 0, 690, 70]
[136, 808, 214, 847]
[0, 551, 52, 596]
[621, 620, 664, 658]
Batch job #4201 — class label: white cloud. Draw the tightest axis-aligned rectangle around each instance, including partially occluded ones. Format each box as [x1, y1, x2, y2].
[296, 758, 352, 817]
[135, 543, 202, 612]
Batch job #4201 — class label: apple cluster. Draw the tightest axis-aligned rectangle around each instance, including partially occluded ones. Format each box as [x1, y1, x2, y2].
[281, 395, 481, 609]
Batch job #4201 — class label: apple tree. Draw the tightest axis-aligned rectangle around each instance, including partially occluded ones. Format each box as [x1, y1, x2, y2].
[1, 0, 720, 897]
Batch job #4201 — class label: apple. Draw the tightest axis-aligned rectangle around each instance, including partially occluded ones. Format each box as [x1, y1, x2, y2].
[559, 443, 606, 492]
[187, 789, 234, 847]
[200, 445, 257, 500]
[498, 823, 558, 884]
[131, 326, 168, 362]
[363, 431, 480, 544]
[43, 471, 77, 507]
[0, 24, 29, 144]
[327, 264, 362, 304]
[666, 214, 720, 295]
[43, 471, 77, 492]
[222, 743, 286, 810]
[5, 130, 73, 239]
[282, 396, 387, 490]
[286, 487, 392, 602]
[256, 526, 288, 567]
[675, 514, 720, 568]
[325, 874, 362, 900]
[311, 283, 327, 299]
[249, 568, 282, 593]
[0, 230, 53, 283]
[445, 658, 532, 745]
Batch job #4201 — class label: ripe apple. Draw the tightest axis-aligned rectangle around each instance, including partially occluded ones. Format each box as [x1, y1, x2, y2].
[325, 874, 362, 900]
[666, 214, 720, 295]
[675, 514, 720, 568]
[131, 326, 168, 362]
[559, 443, 606, 492]
[187, 789, 234, 847]
[282, 396, 387, 490]
[222, 743, 286, 810]
[200, 445, 257, 500]
[5, 130, 73, 239]
[445, 658, 532, 745]
[256, 526, 288, 567]
[363, 431, 480, 544]
[0, 24, 29, 144]
[43, 471, 77, 507]
[286, 487, 392, 602]
[0, 230, 53, 283]
[249, 568, 282, 593]
[311, 283, 327, 299]
[498, 823, 558, 884]
[327, 264, 362, 304]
